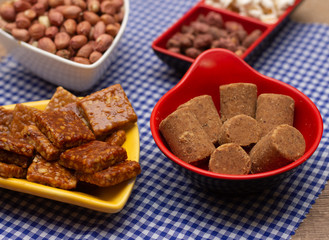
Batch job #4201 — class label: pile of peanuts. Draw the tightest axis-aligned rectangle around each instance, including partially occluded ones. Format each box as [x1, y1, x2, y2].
[204, 0, 294, 24]
[0, 0, 124, 64]
[166, 11, 262, 59]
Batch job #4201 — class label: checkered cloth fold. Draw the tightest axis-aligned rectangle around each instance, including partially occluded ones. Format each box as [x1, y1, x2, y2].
[0, 1, 328, 239]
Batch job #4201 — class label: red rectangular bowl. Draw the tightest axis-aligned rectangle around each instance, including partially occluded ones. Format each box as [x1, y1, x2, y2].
[152, 0, 303, 72]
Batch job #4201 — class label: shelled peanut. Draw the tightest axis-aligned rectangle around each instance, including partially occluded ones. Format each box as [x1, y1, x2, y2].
[0, 0, 124, 64]
[166, 11, 262, 59]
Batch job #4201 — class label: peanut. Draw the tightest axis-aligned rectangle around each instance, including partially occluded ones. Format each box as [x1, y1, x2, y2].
[12, 28, 30, 42]
[29, 22, 46, 39]
[54, 31, 70, 49]
[88, 0, 100, 13]
[48, 0, 64, 8]
[45, 26, 58, 38]
[0, 2, 16, 22]
[48, 9, 64, 27]
[76, 42, 93, 58]
[93, 20, 105, 39]
[56, 49, 71, 59]
[24, 9, 37, 21]
[62, 19, 76, 35]
[31, 2, 46, 16]
[76, 20, 91, 36]
[83, 11, 99, 25]
[105, 22, 120, 37]
[38, 37, 56, 53]
[16, 15, 31, 29]
[72, 56, 90, 64]
[100, 1, 116, 15]
[70, 34, 87, 49]
[100, 14, 115, 25]
[94, 33, 113, 52]
[72, 0, 86, 11]
[14, 0, 31, 13]
[89, 51, 102, 63]
[62, 5, 82, 19]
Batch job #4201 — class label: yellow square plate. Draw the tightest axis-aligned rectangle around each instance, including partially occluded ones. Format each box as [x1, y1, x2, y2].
[0, 100, 140, 213]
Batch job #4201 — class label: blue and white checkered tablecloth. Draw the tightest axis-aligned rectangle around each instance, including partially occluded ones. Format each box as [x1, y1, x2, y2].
[0, 0, 328, 239]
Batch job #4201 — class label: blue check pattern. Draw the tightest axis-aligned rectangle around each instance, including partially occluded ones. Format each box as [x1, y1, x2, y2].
[0, 0, 328, 239]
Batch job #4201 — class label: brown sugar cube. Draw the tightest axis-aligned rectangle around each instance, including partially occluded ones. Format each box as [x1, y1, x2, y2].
[218, 114, 261, 147]
[76, 160, 141, 187]
[79, 84, 138, 137]
[10, 103, 42, 139]
[0, 106, 13, 133]
[159, 108, 215, 164]
[59, 140, 127, 173]
[0, 162, 27, 178]
[35, 108, 95, 150]
[250, 124, 306, 174]
[178, 95, 222, 145]
[105, 129, 126, 146]
[220, 83, 257, 122]
[0, 149, 31, 168]
[0, 132, 34, 157]
[45, 86, 78, 111]
[209, 143, 251, 175]
[256, 93, 295, 137]
[22, 125, 60, 161]
[27, 155, 77, 190]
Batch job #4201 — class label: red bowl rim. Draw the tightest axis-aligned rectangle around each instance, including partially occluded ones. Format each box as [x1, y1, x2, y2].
[150, 48, 323, 181]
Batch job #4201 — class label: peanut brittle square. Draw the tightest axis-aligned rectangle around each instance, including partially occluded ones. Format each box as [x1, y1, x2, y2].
[0, 106, 13, 133]
[0, 162, 27, 179]
[0, 132, 34, 157]
[35, 108, 95, 150]
[79, 84, 137, 137]
[59, 140, 127, 173]
[45, 86, 78, 111]
[76, 160, 141, 187]
[26, 155, 77, 190]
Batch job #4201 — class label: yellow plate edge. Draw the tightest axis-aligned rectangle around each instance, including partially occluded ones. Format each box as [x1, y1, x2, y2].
[0, 100, 140, 213]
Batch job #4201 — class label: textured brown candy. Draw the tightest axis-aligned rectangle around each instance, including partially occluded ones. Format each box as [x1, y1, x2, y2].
[35, 108, 95, 149]
[0, 162, 27, 178]
[0, 132, 34, 157]
[45, 86, 78, 111]
[250, 124, 306, 173]
[78, 84, 137, 137]
[76, 160, 141, 187]
[105, 129, 126, 146]
[178, 95, 222, 145]
[0, 106, 13, 133]
[23, 125, 60, 161]
[0, 149, 31, 168]
[59, 140, 127, 173]
[159, 108, 215, 164]
[220, 83, 257, 122]
[27, 155, 77, 189]
[209, 143, 251, 175]
[10, 103, 41, 139]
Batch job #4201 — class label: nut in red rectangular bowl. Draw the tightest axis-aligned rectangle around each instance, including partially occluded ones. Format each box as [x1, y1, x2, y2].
[152, 1, 303, 72]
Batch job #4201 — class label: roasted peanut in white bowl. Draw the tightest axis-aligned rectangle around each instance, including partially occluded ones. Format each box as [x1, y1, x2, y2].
[0, 0, 129, 91]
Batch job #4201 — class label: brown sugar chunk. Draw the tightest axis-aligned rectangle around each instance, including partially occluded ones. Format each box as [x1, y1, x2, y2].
[159, 108, 215, 164]
[45, 86, 78, 111]
[220, 83, 257, 122]
[35, 108, 95, 150]
[218, 114, 261, 147]
[105, 130, 126, 146]
[27, 155, 77, 190]
[178, 95, 222, 145]
[256, 93, 295, 137]
[10, 103, 42, 139]
[0, 149, 31, 168]
[79, 84, 138, 137]
[0, 162, 27, 178]
[0, 133, 34, 157]
[76, 160, 141, 187]
[250, 124, 306, 173]
[23, 125, 60, 161]
[209, 143, 251, 175]
[0, 106, 13, 133]
[59, 140, 127, 173]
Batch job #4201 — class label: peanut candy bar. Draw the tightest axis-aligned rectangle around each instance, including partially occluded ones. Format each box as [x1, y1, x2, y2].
[27, 155, 77, 190]
[10, 103, 42, 139]
[0, 149, 31, 168]
[76, 160, 141, 187]
[0, 162, 27, 178]
[35, 108, 95, 150]
[0, 106, 13, 133]
[45, 86, 78, 111]
[23, 125, 60, 161]
[79, 84, 137, 137]
[59, 140, 127, 173]
[0, 132, 34, 157]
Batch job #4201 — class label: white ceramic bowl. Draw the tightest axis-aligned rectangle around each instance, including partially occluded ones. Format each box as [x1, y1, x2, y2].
[0, 0, 129, 91]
